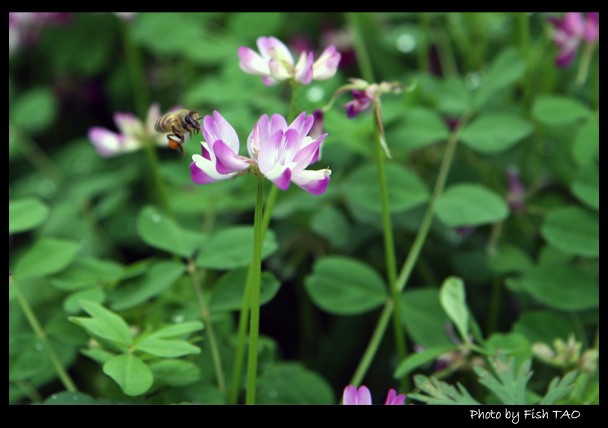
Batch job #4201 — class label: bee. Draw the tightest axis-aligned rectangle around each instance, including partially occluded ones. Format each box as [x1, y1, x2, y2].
[155, 109, 202, 157]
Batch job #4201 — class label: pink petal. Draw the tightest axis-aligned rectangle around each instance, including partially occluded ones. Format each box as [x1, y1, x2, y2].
[269, 58, 292, 81]
[291, 169, 331, 195]
[88, 127, 122, 157]
[313, 45, 341, 80]
[265, 163, 292, 191]
[343, 385, 358, 405]
[190, 156, 235, 185]
[357, 385, 372, 405]
[292, 134, 327, 173]
[113, 111, 143, 136]
[258, 130, 283, 174]
[262, 76, 280, 86]
[269, 114, 288, 136]
[238, 46, 270, 76]
[384, 389, 406, 405]
[213, 140, 249, 174]
[295, 51, 314, 85]
[259, 36, 294, 65]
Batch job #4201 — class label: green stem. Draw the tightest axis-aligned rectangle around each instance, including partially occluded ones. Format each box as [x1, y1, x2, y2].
[188, 260, 226, 394]
[142, 137, 173, 217]
[245, 175, 265, 404]
[350, 109, 472, 387]
[349, 10, 408, 390]
[15, 129, 64, 187]
[576, 41, 596, 86]
[10, 278, 77, 393]
[372, 107, 408, 390]
[418, 13, 431, 73]
[119, 20, 150, 120]
[228, 79, 298, 405]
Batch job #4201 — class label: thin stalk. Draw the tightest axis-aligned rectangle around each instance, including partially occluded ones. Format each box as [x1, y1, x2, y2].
[15, 130, 64, 187]
[418, 13, 431, 73]
[188, 260, 226, 394]
[350, 109, 473, 387]
[245, 175, 265, 404]
[576, 42, 596, 86]
[119, 21, 150, 120]
[11, 278, 77, 392]
[372, 110, 408, 391]
[228, 79, 299, 404]
[142, 136, 173, 217]
[349, 11, 407, 390]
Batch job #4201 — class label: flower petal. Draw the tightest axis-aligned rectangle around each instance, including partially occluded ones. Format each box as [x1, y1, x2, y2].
[238, 46, 270, 76]
[294, 51, 314, 85]
[269, 58, 292, 81]
[343, 385, 358, 405]
[203, 111, 240, 153]
[313, 45, 341, 80]
[213, 140, 249, 174]
[259, 36, 294, 65]
[264, 163, 292, 191]
[190, 155, 235, 185]
[113, 112, 143, 136]
[257, 129, 284, 174]
[357, 385, 372, 405]
[291, 168, 331, 195]
[292, 134, 326, 173]
[88, 127, 123, 157]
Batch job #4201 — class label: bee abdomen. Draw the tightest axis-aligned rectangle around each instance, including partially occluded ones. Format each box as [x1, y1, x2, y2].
[155, 115, 170, 133]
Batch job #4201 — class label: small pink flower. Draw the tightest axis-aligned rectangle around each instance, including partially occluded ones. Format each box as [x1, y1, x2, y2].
[238, 36, 340, 86]
[343, 385, 406, 405]
[548, 12, 599, 68]
[87, 103, 170, 157]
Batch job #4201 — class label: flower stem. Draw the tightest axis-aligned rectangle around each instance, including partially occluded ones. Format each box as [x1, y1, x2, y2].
[10, 277, 78, 393]
[187, 260, 226, 394]
[350, 109, 472, 388]
[119, 20, 150, 120]
[348, 10, 407, 390]
[245, 175, 265, 404]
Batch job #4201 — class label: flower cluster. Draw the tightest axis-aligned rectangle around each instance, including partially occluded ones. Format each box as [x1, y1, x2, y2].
[548, 12, 599, 67]
[238, 36, 341, 86]
[342, 385, 406, 405]
[87, 103, 171, 157]
[190, 111, 331, 195]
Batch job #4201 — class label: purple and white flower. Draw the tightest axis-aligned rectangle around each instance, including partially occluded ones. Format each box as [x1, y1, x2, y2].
[238, 36, 340, 86]
[548, 12, 599, 68]
[190, 111, 331, 195]
[87, 103, 169, 157]
[247, 112, 330, 195]
[190, 111, 251, 185]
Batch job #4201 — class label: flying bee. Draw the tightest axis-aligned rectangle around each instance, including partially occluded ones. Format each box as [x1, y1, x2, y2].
[154, 109, 202, 157]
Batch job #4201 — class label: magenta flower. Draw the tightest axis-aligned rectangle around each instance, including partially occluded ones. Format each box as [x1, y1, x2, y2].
[247, 112, 330, 194]
[190, 111, 331, 195]
[343, 385, 406, 405]
[190, 111, 251, 185]
[344, 88, 374, 119]
[238, 36, 340, 86]
[88, 103, 170, 157]
[342, 79, 403, 119]
[548, 12, 599, 67]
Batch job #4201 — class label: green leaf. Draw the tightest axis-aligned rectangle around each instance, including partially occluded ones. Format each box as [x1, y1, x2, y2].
[400, 289, 453, 348]
[386, 107, 450, 150]
[460, 112, 534, 154]
[487, 244, 534, 274]
[512, 311, 572, 344]
[9, 334, 50, 381]
[474, 353, 532, 405]
[209, 268, 281, 312]
[518, 263, 598, 311]
[394, 345, 457, 379]
[195, 226, 278, 270]
[103, 354, 153, 396]
[570, 164, 599, 211]
[435, 76, 472, 116]
[436, 183, 509, 227]
[411, 375, 480, 405]
[540, 371, 578, 405]
[147, 321, 204, 340]
[9, 198, 50, 234]
[541, 206, 599, 257]
[474, 48, 526, 108]
[485, 332, 531, 370]
[346, 164, 430, 214]
[107, 261, 185, 312]
[69, 300, 133, 348]
[134, 337, 201, 358]
[50, 256, 123, 291]
[63, 287, 106, 314]
[439, 277, 469, 343]
[10, 87, 58, 135]
[148, 359, 201, 387]
[571, 117, 599, 166]
[80, 348, 116, 365]
[257, 363, 335, 405]
[304, 256, 387, 315]
[227, 13, 284, 38]
[310, 206, 352, 249]
[137, 205, 206, 258]
[532, 95, 591, 127]
[13, 237, 80, 280]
